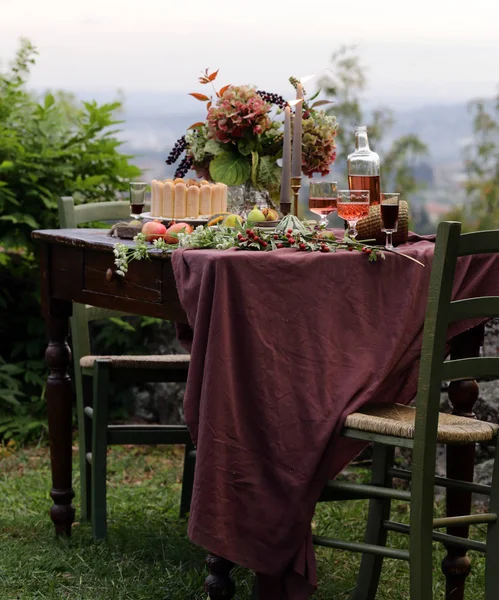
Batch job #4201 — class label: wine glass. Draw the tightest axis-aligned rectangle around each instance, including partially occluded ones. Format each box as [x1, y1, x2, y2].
[337, 190, 370, 238]
[130, 182, 147, 215]
[309, 181, 338, 228]
[380, 193, 400, 249]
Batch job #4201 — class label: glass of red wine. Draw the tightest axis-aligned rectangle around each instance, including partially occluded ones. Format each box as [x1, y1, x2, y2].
[129, 182, 147, 215]
[337, 190, 370, 238]
[380, 193, 400, 249]
[309, 181, 338, 228]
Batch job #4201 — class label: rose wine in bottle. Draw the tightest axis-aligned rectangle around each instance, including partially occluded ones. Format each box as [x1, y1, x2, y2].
[347, 126, 381, 205]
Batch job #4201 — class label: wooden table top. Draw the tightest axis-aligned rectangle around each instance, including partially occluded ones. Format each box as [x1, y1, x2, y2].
[32, 228, 173, 258]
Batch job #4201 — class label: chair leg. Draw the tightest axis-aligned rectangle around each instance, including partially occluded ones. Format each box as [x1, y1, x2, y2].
[485, 444, 499, 600]
[91, 359, 111, 540]
[179, 439, 196, 518]
[351, 444, 395, 600]
[409, 442, 436, 599]
[250, 576, 259, 600]
[80, 375, 93, 521]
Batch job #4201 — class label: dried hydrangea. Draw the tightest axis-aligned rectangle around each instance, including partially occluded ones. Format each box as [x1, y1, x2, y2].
[207, 86, 272, 143]
[301, 111, 339, 177]
[185, 125, 210, 164]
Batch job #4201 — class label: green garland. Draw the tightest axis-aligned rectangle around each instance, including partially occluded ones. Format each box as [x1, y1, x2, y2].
[112, 219, 390, 276]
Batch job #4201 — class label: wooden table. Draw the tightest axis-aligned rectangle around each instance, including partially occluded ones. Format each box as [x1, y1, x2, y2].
[33, 228, 483, 600]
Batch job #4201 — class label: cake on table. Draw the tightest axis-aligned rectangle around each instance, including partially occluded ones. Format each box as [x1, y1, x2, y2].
[150, 178, 228, 219]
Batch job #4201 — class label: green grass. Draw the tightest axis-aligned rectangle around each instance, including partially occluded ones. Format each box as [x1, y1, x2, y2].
[0, 445, 487, 599]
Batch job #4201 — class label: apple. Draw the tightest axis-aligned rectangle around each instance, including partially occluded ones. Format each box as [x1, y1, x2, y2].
[141, 220, 167, 242]
[164, 222, 194, 244]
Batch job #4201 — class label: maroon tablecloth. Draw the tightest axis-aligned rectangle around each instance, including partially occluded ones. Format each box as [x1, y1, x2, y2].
[172, 231, 499, 599]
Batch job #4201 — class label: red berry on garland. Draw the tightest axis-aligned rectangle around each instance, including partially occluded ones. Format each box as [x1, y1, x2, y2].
[323, 246, 331, 253]
[277, 243, 283, 249]
[365, 248, 372, 255]
[289, 238, 296, 244]
[246, 228, 251, 234]
[348, 246, 354, 251]
[262, 241, 268, 247]
[299, 243, 306, 250]
[287, 228, 293, 234]
[273, 235, 279, 240]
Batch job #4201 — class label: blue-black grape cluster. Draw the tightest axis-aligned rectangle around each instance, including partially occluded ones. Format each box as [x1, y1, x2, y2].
[174, 155, 194, 178]
[256, 90, 287, 110]
[165, 136, 187, 165]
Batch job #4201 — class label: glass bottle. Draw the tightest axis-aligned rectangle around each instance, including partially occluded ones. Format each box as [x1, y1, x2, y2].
[347, 126, 381, 205]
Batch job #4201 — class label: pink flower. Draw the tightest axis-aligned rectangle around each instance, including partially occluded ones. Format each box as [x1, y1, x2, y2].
[207, 86, 272, 143]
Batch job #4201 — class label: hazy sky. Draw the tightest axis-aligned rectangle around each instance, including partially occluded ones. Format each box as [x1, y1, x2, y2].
[1, 0, 498, 106]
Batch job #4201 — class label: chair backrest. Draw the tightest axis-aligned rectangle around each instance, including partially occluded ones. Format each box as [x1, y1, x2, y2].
[57, 197, 134, 398]
[416, 222, 499, 415]
[412, 221, 499, 535]
[58, 196, 131, 229]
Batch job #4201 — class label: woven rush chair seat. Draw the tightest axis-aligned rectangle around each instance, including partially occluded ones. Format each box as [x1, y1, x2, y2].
[345, 403, 499, 443]
[80, 354, 191, 370]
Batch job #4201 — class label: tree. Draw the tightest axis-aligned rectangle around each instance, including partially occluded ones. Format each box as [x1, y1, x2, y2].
[0, 39, 141, 440]
[319, 46, 429, 199]
[445, 94, 499, 231]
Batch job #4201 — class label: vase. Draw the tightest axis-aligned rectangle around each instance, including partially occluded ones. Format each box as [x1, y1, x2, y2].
[227, 181, 272, 216]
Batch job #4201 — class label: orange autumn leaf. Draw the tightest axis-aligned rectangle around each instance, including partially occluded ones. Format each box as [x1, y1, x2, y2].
[198, 77, 210, 84]
[208, 69, 219, 82]
[207, 101, 212, 110]
[188, 122, 205, 129]
[189, 93, 210, 101]
[218, 84, 231, 97]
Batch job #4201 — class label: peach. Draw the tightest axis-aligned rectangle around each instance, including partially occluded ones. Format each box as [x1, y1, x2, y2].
[164, 222, 194, 244]
[141, 220, 167, 242]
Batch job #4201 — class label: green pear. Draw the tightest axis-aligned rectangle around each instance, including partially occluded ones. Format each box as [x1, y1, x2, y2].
[247, 205, 266, 223]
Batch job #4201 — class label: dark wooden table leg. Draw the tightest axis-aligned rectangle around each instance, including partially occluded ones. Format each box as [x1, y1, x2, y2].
[45, 297, 75, 536]
[205, 554, 236, 599]
[442, 325, 484, 600]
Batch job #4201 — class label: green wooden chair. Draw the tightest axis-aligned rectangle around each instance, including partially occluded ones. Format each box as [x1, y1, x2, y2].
[58, 196, 196, 540]
[315, 221, 499, 598]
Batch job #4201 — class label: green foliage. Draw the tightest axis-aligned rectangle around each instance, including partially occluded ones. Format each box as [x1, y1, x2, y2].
[209, 151, 251, 186]
[0, 39, 141, 441]
[445, 94, 499, 231]
[320, 46, 429, 200]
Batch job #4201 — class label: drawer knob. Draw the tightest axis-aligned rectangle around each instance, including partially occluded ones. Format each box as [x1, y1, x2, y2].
[106, 268, 118, 282]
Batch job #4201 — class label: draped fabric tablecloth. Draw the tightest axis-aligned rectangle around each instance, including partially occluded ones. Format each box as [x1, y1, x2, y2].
[172, 231, 499, 599]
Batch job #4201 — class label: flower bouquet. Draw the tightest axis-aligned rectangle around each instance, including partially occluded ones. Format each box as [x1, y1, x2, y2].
[166, 69, 339, 209]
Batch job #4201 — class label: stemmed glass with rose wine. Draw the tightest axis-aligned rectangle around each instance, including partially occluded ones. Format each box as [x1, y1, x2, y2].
[309, 181, 338, 228]
[336, 190, 370, 238]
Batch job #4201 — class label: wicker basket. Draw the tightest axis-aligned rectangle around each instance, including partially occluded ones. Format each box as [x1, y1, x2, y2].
[355, 201, 409, 246]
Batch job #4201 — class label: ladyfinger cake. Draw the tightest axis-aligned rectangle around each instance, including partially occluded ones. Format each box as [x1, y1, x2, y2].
[150, 179, 228, 219]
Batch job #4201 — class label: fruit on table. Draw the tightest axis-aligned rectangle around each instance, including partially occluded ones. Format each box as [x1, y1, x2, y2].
[163, 222, 194, 244]
[223, 214, 244, 227]
[207, 212, 231, 227]
[141, 220, 167, 242]
[262, 208, 279, 221]
[247, 205, 266, 223]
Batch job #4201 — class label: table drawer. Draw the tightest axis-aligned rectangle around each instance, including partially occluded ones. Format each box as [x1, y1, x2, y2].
[83, 250, 163, 303]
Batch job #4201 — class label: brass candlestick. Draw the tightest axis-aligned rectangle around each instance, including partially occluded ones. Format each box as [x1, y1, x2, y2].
[290, 176, 302, 217]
